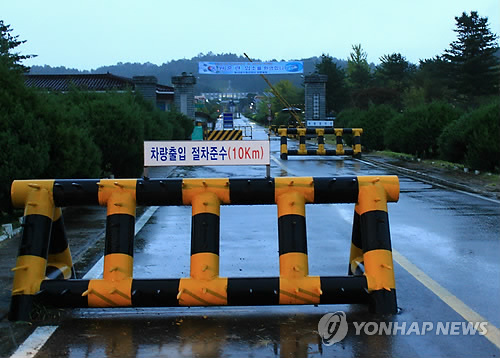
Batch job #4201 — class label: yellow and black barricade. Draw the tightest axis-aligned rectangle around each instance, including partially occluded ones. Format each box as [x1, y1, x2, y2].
[278, 128, 363, 160]
[206, 129, 243, 141]
[9, 175, 398, 321]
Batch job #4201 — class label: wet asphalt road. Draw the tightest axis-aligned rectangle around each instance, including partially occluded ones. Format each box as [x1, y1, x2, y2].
[11, 117, 500, 357]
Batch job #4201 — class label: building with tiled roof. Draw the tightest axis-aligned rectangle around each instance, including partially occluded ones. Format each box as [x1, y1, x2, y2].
[24, 73, 174, 111]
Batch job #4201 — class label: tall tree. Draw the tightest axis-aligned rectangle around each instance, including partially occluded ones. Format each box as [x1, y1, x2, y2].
[347, 44, 372, 91]
[0, 20, 33, 72]
[443, 11, 499, 99]
[315, 54, 349, 114]
[375, 53, 416, 91]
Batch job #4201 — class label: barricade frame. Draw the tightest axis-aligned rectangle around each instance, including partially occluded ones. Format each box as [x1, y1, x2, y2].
[278, 128, 363, 160]
[9, 175, 398, 321]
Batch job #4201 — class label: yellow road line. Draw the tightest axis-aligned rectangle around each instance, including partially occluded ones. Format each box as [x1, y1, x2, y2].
[393, 249, 500, 350]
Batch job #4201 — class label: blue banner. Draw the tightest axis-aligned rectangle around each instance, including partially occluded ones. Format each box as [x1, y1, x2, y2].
[199, 61, 303, 75]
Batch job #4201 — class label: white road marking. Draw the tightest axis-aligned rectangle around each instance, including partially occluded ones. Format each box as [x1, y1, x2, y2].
[10, 326, 58, 358]
[10, 206, 160, 358]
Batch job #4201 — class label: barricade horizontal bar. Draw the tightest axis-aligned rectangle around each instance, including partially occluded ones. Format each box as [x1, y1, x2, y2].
[284, 128, 363, 135]
[36, 276, 369, 307]
[11, 176, 399, 207]
[287, 149, 354, 156]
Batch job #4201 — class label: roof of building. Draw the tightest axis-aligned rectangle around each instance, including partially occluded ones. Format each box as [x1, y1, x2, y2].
[24, 73, 174, 93]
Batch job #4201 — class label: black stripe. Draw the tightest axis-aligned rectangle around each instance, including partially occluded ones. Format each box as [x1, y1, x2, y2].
[317, 136, 324, 145]
[336, 136, 343, 145]
[344, 149, 354, 155]
[227, 278, 279, 305]
[326, 150, 337, 155]
[299, 136, 306, 145]
[313, 177, 358, 203]
[53, 180, 99, 206]
[360, 211, 392, 252]
[136, 179, 183, 206]
[306, 149, 317, 155]
[280, 153, 288, 160]
[18, 214, 52, 257]
[286, 128, 298, 134]
[105, 214, 135, 256]
[354, 136, 361, 145]
[229, 178, 275, 204]
[288, 150, 298, 155]
[8, 295, 34, 321]
[351, 211, 362, 249]
[278, 215, 307, 255]
[191, 213, 219, 255]
[320, 276, 369, 304]
[37, 280, 89, 308]
[369, 288, 397, 314]
[343, 128, 353, 134]
[131, 279, 180, 307]
[48, 216, 68, 255]
[280, 136, 287, 145]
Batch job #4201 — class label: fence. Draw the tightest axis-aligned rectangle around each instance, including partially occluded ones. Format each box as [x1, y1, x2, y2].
[278, 128, 363, 160]
[9, 175, 398, 321]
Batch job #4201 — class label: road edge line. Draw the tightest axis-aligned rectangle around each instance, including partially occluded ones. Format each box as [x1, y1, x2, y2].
[393, 249, 500, 350]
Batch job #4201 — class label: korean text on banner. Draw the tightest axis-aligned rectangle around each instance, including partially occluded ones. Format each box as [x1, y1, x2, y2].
[145, 140, 270, 166]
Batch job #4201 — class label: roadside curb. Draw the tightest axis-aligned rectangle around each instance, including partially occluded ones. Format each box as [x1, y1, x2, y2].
[361, 156, 499, 201]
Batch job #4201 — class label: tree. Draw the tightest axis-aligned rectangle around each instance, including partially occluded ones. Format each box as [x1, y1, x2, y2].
[443, 11, 499, 99]
[315, 54, 349, 114]
[0, 20, 34, 72]
[347, 44, 372, 91]
[375, 53, 416, 91]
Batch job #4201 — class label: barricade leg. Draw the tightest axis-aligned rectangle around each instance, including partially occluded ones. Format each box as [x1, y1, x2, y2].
[335, 129, 345, 155]
[275, 177, 321, 305]
[297, 128, 307, 155]
[279, 128, 288, 160]
[316, 129, 326, 155]
[357, 177, 398, 314]
[85, 179, 137, 307]
[9, 181, 55, 321]
[46, 208, 75, 279]
[353, 129, 363, 158]
[348, 212, 364, 275]
[178, 179, 228, 305]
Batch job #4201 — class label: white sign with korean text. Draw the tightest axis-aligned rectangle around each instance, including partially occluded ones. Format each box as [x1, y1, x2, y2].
[307, 120, 334, 127]
[144, 140, 270, 166]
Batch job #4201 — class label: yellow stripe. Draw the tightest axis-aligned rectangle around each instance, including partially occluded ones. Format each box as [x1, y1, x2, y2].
[178, 277, 228, 306]
[356, 176, 400, 215]
[103, 253, 133, 281]
[280, 252, 308, 278]
[98, 179, 137, 216]
[191, 252, 219, 280]
[11, 255, 47, 295]
[363, 249, 396, 291]
[275, 177, 314, 205]
[182, 178, 230, 205]
[279, 276, 321, 305]
[87, 278, 132, 307]
[393, 250, 500, 350]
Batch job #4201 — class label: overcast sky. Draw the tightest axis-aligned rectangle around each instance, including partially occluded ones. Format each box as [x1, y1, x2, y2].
[2, 0, 499, 70]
